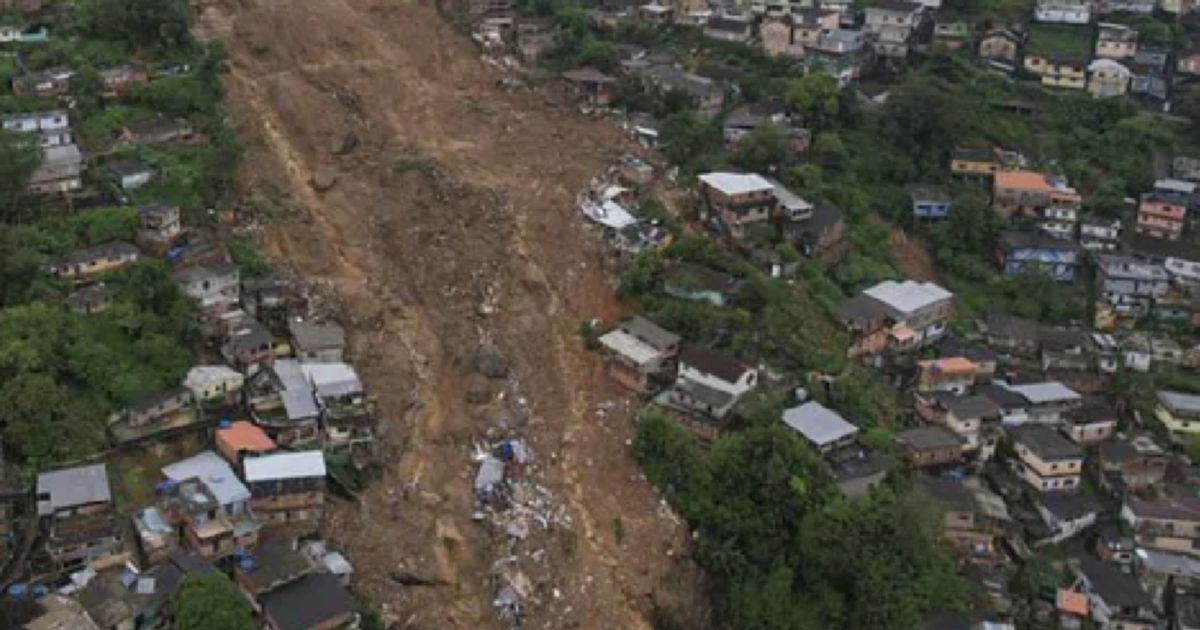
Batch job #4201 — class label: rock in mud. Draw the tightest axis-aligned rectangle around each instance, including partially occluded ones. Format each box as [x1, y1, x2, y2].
[310, 166, 339, 192]
[475, 344, 508, 378]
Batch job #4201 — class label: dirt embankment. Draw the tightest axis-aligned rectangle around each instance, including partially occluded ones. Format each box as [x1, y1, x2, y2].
[196, 0, 706, 627]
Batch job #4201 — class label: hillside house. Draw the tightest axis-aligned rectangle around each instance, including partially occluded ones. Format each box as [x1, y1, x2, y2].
[999, 230, 1080, 282]
[37, 464, 121, 571]
[1179, 46, 1200, 76]
[839, 280, 954, 356]
[932, 17, 969, 50]
[106, 158, 154, 190]
[1035, 0, 1093, 23]
[782, 401, 859, 454]
[1130, 48, 1170, 102]
[1122, 496, 1200, 558]
[176, 261, 241, 315]
[1061, 403, 1117, 444]
[908, 184, 951, 220]
[243, 451, 326, 530]
[1010, 424, 1084, 492]
[108, 387, 200, 444]
[245, 360, 322, 447]
[1025, 52, 1088, 90]
[1095, 253, 1170, 323]
[704, 11, 753, 43]
[1079, 215, 1122, 251]
[993, 170, 1081, 221]
[288, 321, 346, 363]
[66, 283, 113, 315]
[120, 116, 193, 146]
[1037, 493, 1099, 543]
[28, 144, 83, 195]
[98, 63, 148, 98]
[224, 321, 275, 373]
[215, 421, 277, 468]
[662, 262, 741, 306]
[979, 27, 1023, 70]
[1156, 389, 1200, 441]
[1005, 381, 1083, 424]
[760, 18, 802, 58]
[1073, 556, 1160, 628]
[1096, 23, 1137, 59]
[697, 172, 781, 239]
[136, 203, 181, 252]
[916, 357, 978, 394]
[950, 146, 999, 179]
[791, 7, 840, 47]
[669, 345, 757, 421]
[12, 66, 74, 98]
[1, 110, 71, 147]
[785, 203, 847, 258]
[863, 0, 926, 59]
[51, 242, 141, 281]
[1136, 192, 1188, 241]
[1095, 0, 1154, 11]
[303, 361, 377, 449]
[561, 67, 615, 107]
[1097, 434, 1168, 492]
[597, 315, 680, 392]
[635, 63, 725, 117]
[161, 451, 260, 559]
[896, 425, 965, 468]
[917, 476, 1011, 559]
[1088, 58, 1131, 98]
[1123, 232, 1200, 287]
[916, 392, 1001, 452]
[184, 365, 245, 404]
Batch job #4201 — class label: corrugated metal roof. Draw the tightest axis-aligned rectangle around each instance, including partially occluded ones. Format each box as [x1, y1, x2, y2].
[37, 464, 111, 515]
[244, 451, 327, 483]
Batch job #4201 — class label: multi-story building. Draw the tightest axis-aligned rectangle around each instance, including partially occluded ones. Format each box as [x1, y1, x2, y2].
[697, 172, 780, 240]
[999, 230, 1080, 281]
[161, 452, 260, 560]
[1, 110, 72, 147]
[915, 392, 1001, 452]
[1079, 215, 1122, 251]
[1087, 58, 1132, 98]
[915, 357, 978, 394]
[863, 0, 925, 59]
[993, 170, 1081, 220]
[670, 345, 758, 421]
[1094, 253, 1171, 322]
[1025, 53, 1089, 89]
[1095, 22, 1138, 59]
[243, 451, 326, 531]
[839, 280, 954, 356]
[597, 315, 680, 392]
[1010, 424, 1084, 492]
[37, 464, 122, 571]
[1122, 496, 1200, 558]
[950, 145, 999, 179]
[1097, 434, 1169, 492]
[1136, 192, 1188, 241]
[1035, 0, 1093, 23]
[1156, 389, 1200, 442]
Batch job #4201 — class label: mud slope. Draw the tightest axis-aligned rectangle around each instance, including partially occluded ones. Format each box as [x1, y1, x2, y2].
[197, 0, 704, 627]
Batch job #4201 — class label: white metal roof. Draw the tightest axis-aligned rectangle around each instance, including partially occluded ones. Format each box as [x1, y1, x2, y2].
[597, 329, 660, 366]
[1007, 381, 1081, 405]
[781, 402, 859, 447]
[1159, 390, 1200, 413]
[243, 450, 327, 482]
[162, 451, 250, 507]
[862, 280, 953, 315]
[36, 464, 111, 515]
[301, 362, 362, 396]
[183, 365, 244, 391]
[698, 172, 775, 196]
[281, 389, 320, 420]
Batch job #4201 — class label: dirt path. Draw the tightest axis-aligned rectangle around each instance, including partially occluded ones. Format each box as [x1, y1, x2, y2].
[197, 0, 703, 627]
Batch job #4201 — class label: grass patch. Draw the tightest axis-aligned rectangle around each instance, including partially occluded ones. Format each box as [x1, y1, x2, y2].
[1026, 24, 1093, 58]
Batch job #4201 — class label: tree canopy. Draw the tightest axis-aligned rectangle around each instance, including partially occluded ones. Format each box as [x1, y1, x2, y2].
[175, 574, 256, 630]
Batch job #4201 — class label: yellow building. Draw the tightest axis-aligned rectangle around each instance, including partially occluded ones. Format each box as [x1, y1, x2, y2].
[950, 146, 999, 178]
[1011, 424, 1084, 492]
[1155, 390, 1200, 441]
[52, 241, 141, 280]
[1025, 54, 1087, 90]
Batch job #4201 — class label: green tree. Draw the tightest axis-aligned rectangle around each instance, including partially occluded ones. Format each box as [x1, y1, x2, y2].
[733, 123, 789, 173]
[78, 0, 191, 51]
[175, 574, 255, 630]
[786, 73, 839, 132]
[0, 130, 39, 219]
[810, 132, 848, 169]
[659, 110, 721, 171]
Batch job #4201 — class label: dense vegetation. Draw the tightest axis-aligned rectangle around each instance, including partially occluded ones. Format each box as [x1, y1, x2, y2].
[0, 0, 240, 468]
[174, 573, 256, 630]
[635, 413, 966, 629]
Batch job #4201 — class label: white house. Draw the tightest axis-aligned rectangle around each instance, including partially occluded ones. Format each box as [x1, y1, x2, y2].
[669, 345, 757, 420]
[175, 262, 241, 313]
[781, 401, 859, 453]
[184, 365, 246, 402]
[1035, 0, 1093, 23]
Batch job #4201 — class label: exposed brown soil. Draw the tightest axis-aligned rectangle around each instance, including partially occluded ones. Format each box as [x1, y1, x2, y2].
[196, 0, 705, 627]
